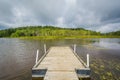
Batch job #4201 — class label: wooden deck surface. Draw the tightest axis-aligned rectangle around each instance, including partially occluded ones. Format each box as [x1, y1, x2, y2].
[33, 46, 86, 80]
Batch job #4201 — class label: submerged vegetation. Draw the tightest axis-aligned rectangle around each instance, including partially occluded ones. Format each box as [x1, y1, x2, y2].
[77, 44, 120, 80]
[0, 26, 119, 39]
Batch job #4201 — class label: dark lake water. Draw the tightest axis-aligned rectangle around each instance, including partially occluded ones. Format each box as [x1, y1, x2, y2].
[0, 38, 120, 80]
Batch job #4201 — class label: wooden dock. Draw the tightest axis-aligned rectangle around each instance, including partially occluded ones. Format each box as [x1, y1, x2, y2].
[32, 46, 91, 80]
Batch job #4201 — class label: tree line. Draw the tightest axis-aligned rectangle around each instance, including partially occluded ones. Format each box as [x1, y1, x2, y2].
[0, 26, 119, 38]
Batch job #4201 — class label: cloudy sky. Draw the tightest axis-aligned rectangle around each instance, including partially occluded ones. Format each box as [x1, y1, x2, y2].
[0, 0, 120, 33]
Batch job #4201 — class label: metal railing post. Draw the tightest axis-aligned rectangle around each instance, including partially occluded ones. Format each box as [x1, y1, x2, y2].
[74, 44, 76, 53]
[35, 49, 39, 64]
[87, 54, 89, 68]
[44, 44, 46, 54]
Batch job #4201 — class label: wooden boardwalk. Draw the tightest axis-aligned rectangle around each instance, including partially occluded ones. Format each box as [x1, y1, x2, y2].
[32, 46, 90, 80]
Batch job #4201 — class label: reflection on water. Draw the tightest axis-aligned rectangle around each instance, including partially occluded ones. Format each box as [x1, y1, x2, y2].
[0, 38, 120, 80]
[0, 38, 45, 80]
[93, 38, 120, 49]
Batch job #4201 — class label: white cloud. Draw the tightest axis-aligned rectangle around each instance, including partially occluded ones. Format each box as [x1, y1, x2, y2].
[65, 0, 77, 6]
[97, 23, 120, 33]
[0, 0, 120, 32]
[56, 17, 65, 26]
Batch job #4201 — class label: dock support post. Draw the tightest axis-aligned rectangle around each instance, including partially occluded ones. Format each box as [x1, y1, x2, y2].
[87, 54, 89, 68]
[74, 44, 76, 53]
[35, 49, 39, 64]
[44, 44, 46, 54]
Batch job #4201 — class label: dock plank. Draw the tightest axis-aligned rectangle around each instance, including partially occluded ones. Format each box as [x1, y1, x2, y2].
[33, 46, 86, 80]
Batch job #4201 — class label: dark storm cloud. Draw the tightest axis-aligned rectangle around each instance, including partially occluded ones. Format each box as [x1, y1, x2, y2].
[0, 0, 120, 32]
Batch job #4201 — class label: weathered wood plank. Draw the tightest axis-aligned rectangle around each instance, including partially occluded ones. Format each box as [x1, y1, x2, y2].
[32, 46, 90, 80]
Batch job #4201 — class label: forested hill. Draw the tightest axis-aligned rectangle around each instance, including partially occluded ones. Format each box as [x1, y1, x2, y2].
[106, 30, 120, 36]
[0, 26, 101, 37]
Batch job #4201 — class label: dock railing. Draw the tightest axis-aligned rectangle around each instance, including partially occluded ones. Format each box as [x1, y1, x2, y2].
[33, 44, 49, 68]
[32, 44, 91, 79]
[73, 44, 90, 68]
[33, 44, 90, 69]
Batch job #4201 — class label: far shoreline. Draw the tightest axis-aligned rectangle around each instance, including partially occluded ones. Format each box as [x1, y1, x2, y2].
[17, 36, 120, 40]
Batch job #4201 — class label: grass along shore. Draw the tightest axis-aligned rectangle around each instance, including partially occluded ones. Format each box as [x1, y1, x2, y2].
[19, 35, 120, 40]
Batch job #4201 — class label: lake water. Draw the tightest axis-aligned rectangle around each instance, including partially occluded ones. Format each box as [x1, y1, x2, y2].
[0, 38, 120, 80]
